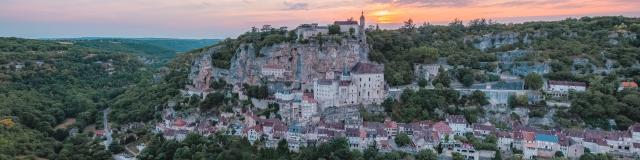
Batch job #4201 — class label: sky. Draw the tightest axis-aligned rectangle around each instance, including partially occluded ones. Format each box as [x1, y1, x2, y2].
[1, 0, 640, 39]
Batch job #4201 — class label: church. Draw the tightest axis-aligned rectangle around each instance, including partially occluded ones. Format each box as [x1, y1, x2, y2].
[294, 12, 367, 41]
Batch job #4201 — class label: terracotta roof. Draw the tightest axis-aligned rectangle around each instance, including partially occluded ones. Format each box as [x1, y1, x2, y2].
[334, 20, 358, 25]
[621, 81, 638, 88]
[351, 62, 383, 74]
[432, 121, 452, 134]
[548, 80, 586, 87]
[384, 119, 397, 129]
[174, 118, 187, 127]
[523, 132, 536, 141]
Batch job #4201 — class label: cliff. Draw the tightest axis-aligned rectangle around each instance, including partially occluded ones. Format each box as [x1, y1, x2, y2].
[188, 38, 369, 87]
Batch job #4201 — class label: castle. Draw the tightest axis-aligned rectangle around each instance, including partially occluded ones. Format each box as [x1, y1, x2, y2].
[295, 11, 367, 41]
[313, 62, 385, 108]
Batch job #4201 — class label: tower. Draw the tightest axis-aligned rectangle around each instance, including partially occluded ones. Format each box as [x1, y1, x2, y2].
[359, 11, 365, 30]
[359, 11, 366, 42]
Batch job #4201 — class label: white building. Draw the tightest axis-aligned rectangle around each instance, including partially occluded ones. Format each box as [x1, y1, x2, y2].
[300, 94, 318, 122]
[334, 19, 360, 34]
[295, 23, 329, 40]
[350, 62, 386, 105]
[446, 115, 469, 136]
[546, 80, 587, 97]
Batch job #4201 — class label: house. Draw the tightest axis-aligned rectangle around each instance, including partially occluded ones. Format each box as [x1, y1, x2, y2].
[346, 128, 366, 150]
[496, 131, 513, 151]
[243, 125, 263, 145]
[618, 81, 638, 91]
[412, 129, 438, 151]
[583, 137, 610, 154]
[295, 23, 329, 40]
[535, 133, 560, 158]
[472, 122, 496, 137]
[446, 115, 469, 136]
[546, 80, 587, 97]
[521, 131, 537, 159]
[432, 121, 452, 139]
[383, 118, 398, 136]
[301, 95, 318, 120]
[630, 123, 640, 141]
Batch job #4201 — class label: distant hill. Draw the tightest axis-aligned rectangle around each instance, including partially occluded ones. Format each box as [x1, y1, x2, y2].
[49, 38, 220, 65]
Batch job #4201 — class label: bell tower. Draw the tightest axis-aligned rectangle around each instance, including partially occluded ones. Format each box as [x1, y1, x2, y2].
[359, 11, 365, 30]
[359, 11, 366, 42]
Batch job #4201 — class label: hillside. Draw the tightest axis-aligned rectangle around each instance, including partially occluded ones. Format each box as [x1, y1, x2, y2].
[0, 37, 151, 159]
[53, 38, 219, 66]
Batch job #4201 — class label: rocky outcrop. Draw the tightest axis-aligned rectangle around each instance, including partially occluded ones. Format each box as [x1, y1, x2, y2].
[188, 39, 369, 87]
[465, 31, 547, 51]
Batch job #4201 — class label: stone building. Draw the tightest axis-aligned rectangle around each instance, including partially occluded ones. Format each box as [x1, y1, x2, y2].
[313, 62, 385, 108]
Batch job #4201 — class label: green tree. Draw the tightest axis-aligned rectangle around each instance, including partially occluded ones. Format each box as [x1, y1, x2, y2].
[277, 139, 289, 156]
[418, 78, 428, 88]
[461, 74, 475, 87]
[433, 67, 451, 88]
[394, 133, 411, 147]
[416, 149, 437, 160]
[524, 73, 543, 90]
[452, 152, 464, 160]
[328, 25, 341, 34]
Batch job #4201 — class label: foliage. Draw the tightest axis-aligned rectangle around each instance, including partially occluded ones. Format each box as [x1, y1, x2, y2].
[432, 67, 451, 88]
[328, 25, 341, 35]
[0, 37, 149, 158]
[139, 133, 426, 160]
[524, 73, 543, 90]
[388, 88, 485, 123]
[569, 90, 640, 129]
[394, 133, 411, 147]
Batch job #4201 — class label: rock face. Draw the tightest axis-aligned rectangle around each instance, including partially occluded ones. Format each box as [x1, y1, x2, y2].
[466, 31, 547, 51]
[189, 39, 369, 87]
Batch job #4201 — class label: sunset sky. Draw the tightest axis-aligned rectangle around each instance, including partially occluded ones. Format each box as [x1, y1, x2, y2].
[1, 0, 639, 39]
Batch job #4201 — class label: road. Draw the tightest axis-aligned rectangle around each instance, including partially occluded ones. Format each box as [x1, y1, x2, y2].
[103, 108, 112, 150]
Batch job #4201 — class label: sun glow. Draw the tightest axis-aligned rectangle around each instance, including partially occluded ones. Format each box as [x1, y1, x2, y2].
[374, 10, 394, 24]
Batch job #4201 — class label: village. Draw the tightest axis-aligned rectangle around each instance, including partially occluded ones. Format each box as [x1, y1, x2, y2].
[141, 14, 640, 160]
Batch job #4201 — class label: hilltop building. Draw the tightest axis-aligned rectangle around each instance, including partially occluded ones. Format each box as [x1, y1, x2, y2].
[295, 12, 366, 41]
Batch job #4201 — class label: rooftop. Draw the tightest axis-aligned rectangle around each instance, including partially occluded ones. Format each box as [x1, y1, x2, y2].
[535, 133, 559, 143]
[334, 20, 358, 25]
[548, 80, 586, 87]
[351, 62, 383, 74]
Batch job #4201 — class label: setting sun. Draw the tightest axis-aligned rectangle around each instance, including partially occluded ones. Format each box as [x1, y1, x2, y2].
[374, 10, 394, 24]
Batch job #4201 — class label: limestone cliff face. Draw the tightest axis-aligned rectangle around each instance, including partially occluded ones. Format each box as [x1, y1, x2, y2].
[190, 39, 369, 87]
[465, 31, 548, 51]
